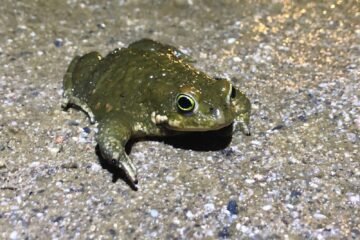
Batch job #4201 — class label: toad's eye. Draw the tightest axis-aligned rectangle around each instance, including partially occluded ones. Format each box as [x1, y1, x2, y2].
[176, 94, 196, 113]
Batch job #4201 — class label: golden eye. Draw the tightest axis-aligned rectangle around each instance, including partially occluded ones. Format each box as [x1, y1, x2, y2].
[176, 94, 196, 113]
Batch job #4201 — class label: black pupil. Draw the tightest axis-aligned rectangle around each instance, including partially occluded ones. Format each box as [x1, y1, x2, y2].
[178, 96, 192, 110]
[230, 86, 236, 98]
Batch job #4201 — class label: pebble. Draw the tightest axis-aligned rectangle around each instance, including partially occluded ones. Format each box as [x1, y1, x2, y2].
[185, 210, 194, 219]
[313, 213, 327, 220]
[47, 145, 62, 156]
[218, 227, 230, 238]
[54, 38, 64, 47]
[54, 135, 65, 144]
[233, 56, 241, 62]
[226, 38, 236, 44]
[290, 190, 302, 198]
[89, 163, 102, 172]
[204, 203, 215, 215]
[348, 194, 359, 204]
[97, 23, 106, 29]
[245, 179, 255, 184]
[227, 200, 238, 215]
[83, 127, 91, 134]
[9, 231, 18, 240]
[0, 160, 6, 169]
[262, 205, 272, 211]
[149, 209, 159, 218]
[346, 133, 357, 143]
[165, 175, 175, 182]
[66, 120, 80, 126]
[29, 161, 41, 167]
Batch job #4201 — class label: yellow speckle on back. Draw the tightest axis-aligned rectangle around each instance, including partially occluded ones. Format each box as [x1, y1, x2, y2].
[105, 103, 113, 112]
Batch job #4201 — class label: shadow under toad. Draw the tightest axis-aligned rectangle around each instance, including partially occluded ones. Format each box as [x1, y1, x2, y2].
[96, 124, 233, 190]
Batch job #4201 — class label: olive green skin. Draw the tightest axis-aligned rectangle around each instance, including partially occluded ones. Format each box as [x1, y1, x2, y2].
[62, 39, 251, 186]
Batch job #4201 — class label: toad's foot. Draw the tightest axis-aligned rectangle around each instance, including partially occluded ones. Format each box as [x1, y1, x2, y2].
[233, 119, 251, 136]
[96, 120, 138, 186]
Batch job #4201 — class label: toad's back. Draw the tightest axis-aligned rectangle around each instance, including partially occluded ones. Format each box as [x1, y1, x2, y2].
[63, 39, 202, 122]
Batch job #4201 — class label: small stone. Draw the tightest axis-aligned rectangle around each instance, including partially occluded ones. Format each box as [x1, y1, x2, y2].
[0, 160, 6, 169]
[218, 227, 231, 239]
[89, 163, 102, 172]
[149, 209, 159, 218]
[271, 124, 285, 131]
[185, 210, 194, 219]
[204, 203, 215, 215]
[226, 38, 236, 44]
[29, 161, 41, 167]
[66, 120, 80, 126]
[54, 135, 65, 144]
[245, 178, 255, 184]
[233, 56, 241, 62]
[61, 162, 78, 169]
[47, 146, 62, 155]
[297, 115, 307, 122]
[262, 205, 272, 211]
[347, 133, 357, 143]
[348, 194, 360, 204]
[227, 200, 238, 215]
[108, 229, 116, 237]
[54, 38, 64, 47]
[165, 175, 175, 182]
[290, 190, 302, 198]
[83, 127, 91, 134]
[97, 23, 106, 29]
[199, 52, 207, 59]
[10, 231, 18, 240]
[313, 212, 327, 220]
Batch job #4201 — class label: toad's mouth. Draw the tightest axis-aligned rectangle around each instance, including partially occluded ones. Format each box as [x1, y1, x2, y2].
[165, 119, 234, 132]
[150, 112, 234, 132]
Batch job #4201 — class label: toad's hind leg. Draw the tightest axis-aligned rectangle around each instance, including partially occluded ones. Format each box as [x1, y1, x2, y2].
[62, 52, 102, 123]
[61, 94, 96, 124]
[96, 119, 138, 186]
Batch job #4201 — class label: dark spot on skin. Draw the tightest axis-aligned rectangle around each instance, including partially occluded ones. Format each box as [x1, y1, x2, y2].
[105, 103, 113, 112]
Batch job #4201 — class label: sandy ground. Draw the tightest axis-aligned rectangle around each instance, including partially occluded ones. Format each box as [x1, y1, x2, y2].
[0, 0, 359, 239]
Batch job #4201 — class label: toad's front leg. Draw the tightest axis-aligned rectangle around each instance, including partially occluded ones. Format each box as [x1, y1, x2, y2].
[96, 119, 138, 186]
[232, 89, 251, 136]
